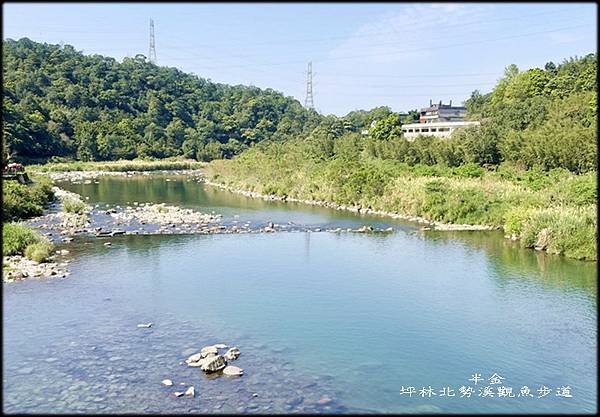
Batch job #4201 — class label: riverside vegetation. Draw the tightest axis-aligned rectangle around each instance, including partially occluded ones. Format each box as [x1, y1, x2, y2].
[207, 55, 597, 261]
[2, 37, 597, 261]
[3, 175, 55, 261]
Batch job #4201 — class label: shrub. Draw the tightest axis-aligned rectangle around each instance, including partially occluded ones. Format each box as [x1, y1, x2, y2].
[2, 175, 54, 221]
[2, 223, 42, 256]
[24, 241, 54, 263]
[63, 198, 87, 214]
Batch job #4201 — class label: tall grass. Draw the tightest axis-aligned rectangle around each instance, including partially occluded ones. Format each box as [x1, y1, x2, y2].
[2, 223, 42, 256]
[62, 198, 87, 215]
[207, 144, 597, 261]
[23, 241, 54, 263]
[29, 158, 206, 173]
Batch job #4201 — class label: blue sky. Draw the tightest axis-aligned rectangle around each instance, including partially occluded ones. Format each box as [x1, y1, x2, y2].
[3, 2, 597, 116]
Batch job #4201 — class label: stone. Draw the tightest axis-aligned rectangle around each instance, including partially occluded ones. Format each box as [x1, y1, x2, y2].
[161, 379, 173, 386]
[184, 386, 195, 397]
[186, 353, 202, 363]
[213, 343, 228, 349]
[200, 345, 218, 358]
[187, 361, 203, 367]
[104, 242, 112, 246]
[174, 392, 184, 397]
[200, 355, 226, 373]
[224, 347, 241, 361]
[222, 365, 244, 377]
[136, 323, 153, 328]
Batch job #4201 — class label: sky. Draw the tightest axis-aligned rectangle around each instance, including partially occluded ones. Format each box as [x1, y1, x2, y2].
[3, 2, 597, 116]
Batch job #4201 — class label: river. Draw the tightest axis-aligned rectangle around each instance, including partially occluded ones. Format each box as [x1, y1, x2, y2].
[3, 173, 597, 413]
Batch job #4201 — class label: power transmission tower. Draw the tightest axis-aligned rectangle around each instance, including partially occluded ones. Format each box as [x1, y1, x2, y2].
[149, 18, 157, 64]
[304, 61, 314, 109]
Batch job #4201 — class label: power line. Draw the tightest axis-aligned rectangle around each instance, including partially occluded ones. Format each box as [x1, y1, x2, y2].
[195, 22, 595, 70]
[161, 5, 589, 50]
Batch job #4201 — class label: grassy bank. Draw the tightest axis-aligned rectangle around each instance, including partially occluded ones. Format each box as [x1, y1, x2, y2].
[2, 174, 56, 261]
[2, 222, 52, 261]
[206, 141, 596, 261]
[28, 158, 206, 173]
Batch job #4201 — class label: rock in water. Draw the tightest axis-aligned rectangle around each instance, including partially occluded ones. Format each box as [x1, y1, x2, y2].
[161, 379, 173, 386]
[200, 355, 226, 373]
[185, 386, 195, 397]
[186, 353, 202, 363]
[200, 345, 218, 358]
[224, 347, 241, 361]
[137, 323, 153, 328]
[174, 392, 184, 397]
[222, 365, 244, 377]
[214, 343, 228, 349]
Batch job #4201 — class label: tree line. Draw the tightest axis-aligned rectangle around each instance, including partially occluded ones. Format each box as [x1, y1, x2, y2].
[2, 38, 322, 162]
[3, 38, 596, 173]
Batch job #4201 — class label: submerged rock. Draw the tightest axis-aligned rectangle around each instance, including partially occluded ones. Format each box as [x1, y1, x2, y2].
[186, 353, 202, 363]
[161, 379, 173, 387]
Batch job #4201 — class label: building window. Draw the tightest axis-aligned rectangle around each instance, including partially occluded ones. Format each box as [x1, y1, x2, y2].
[439, 127, 450, 132]
[408, 129, 414, 133]
[431, 128, 437, 132]
[421, 128, 429, 133]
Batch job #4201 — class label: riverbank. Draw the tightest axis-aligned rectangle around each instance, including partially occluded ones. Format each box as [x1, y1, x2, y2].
[203, 180, 495, 231]
[5, 170, 398, 282]
[206, 153, 597, 261]
[28, 158, 206, 173]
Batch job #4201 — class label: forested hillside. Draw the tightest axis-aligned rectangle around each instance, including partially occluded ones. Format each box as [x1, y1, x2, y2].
[2, 38, 322, 162]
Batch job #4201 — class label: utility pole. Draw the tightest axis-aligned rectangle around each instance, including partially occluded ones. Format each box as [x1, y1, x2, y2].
[304, 61, 314, 109]
[149, 18, 157, 64]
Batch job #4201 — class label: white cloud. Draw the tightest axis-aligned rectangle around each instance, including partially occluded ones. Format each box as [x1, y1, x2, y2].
[326, 3, 493, 65]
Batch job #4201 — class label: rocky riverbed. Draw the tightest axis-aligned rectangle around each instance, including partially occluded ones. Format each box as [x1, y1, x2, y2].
[3, 315, 355, 413]
[6, 173, 397, 283]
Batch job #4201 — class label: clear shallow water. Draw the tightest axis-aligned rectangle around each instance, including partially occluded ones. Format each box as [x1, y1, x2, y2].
[3, 174, 597, 414]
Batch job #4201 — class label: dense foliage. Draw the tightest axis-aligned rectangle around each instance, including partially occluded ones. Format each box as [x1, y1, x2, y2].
[2, 222, 44, 257]
[3, 38, 321, 162]
[2, 175, 54, 221]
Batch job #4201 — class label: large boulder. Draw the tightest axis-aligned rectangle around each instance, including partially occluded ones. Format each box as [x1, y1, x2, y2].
[200, 355, 226, 373]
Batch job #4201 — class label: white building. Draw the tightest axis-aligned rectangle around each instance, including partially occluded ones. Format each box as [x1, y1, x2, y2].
[401, 120, 480, 140]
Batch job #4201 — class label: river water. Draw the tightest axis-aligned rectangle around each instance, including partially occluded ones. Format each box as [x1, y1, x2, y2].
[3, 174, 597, 414]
